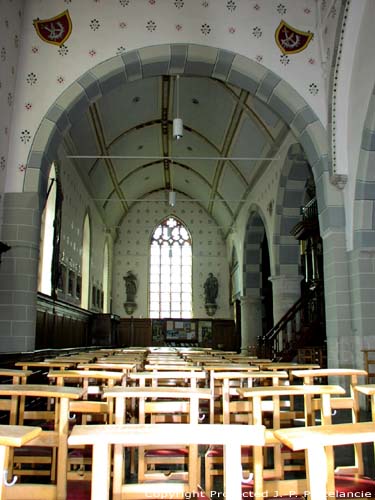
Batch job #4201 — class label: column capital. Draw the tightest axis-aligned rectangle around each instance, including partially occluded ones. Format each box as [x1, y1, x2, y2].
[269, 274, 303, 283]
[269, 274, 303, 294]
[240, 295, 262, 306]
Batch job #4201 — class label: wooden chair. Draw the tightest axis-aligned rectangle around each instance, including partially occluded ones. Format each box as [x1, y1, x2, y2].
[103, 386, 211, 499]
[204, 370, 288, 493]
[274, 422, 375, 500]
[0, 384, 83, 500]
[125, 370, 208, 476]
[69, 423, 266, 500]
[291, 368, 368, 474]
[203, 364, 259, 424]
[0, 425, 41, 500]
[355, 383, 375, 455]
[48, 369, 124, 480]
[48, 369, 125, 424]
[362, 349, 375, 383]
[236, 384, 346, 498]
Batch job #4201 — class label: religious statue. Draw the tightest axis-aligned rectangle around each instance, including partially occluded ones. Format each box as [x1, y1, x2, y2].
[123, 271, 137, 307]
[204, 273, 218, 304]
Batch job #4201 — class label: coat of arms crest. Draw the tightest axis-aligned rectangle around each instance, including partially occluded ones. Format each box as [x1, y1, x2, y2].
[33, 10, 72, 46]
[275, 20, 313, 55]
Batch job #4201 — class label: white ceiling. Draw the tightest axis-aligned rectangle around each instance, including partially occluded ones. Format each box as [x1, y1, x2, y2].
[64, 75, 289, 234]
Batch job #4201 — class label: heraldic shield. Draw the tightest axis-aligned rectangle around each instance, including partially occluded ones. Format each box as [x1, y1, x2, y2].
[33, 10, 72, 46]
[275, 20, 313, 55]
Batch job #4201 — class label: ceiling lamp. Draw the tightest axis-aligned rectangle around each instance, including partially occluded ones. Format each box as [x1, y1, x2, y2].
[168, 159, 176, 207]
[168, 191, 176, 207]
[173, 75, 183, 140]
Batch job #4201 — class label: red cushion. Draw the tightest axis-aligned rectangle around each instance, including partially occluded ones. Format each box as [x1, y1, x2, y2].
[68, 447, 92, 459]
[206, 445, 253, 458]
[144, 448, 188, 457]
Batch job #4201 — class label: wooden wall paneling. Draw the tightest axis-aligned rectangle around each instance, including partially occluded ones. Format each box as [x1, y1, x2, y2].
[211, 320, 236, 351]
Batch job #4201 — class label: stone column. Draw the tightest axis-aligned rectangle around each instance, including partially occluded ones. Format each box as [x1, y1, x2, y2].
[322, 231, 354, 368]
[0, 192, 41, 352]
[240, 294, 262, 354]
[269, 274, 303, 324]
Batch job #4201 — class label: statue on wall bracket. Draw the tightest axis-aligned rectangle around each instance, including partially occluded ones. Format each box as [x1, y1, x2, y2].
[123, 271, 138, 315]
[204, 273, 218, 316]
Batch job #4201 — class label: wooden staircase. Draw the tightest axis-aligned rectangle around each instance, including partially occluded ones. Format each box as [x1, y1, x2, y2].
[257, 283, 326, 362]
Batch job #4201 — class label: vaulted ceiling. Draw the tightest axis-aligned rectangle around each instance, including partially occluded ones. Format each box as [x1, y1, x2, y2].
[64, 75, 290, 234]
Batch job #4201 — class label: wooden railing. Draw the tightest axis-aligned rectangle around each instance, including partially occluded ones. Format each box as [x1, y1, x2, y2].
[301, 197, 318, 219]
[257, 283, 324, 361]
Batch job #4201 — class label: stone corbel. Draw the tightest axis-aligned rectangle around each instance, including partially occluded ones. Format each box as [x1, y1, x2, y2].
[330, 173, 348, 190]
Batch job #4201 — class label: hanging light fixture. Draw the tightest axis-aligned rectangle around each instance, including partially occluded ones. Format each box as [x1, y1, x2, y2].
[168, 160, 176, 207]
[168, 191, 176, 207]
[172, 75, 183, 140]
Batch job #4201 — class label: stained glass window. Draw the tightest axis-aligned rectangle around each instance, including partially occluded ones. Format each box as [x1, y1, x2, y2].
[149, 217, 192, 318]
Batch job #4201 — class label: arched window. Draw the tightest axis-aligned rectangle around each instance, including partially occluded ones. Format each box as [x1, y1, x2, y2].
[103, 240, 110, 313]
[81, 213, 91, 309]
[149, 217, 192, 318]
[38, 163, 57, 295]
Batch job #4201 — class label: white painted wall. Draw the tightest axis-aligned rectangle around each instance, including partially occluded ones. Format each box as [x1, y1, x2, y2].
[4, 0, 325, 194]
[0, 0, 24, 195]
[58, 145, 110, 309]
[112, 192, 230, 319]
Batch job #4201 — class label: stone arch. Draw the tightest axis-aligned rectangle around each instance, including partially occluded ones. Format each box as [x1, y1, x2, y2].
[353, 83, 375, 250]
[3, 43, 346, 353]
[274, 143, 312, 277]
[24, 43, 335, 232]
[241, 206, 271, 350]
[350, 83, 375, 355]
[242, 207, 269, 297]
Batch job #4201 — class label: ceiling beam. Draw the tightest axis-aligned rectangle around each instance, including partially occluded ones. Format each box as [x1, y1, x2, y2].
[208, 89, 248, 214]
[89, 103, 129, 216]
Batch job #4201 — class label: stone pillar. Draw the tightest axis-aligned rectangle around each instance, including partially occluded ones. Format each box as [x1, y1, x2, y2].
[240, 294, 262, 354]
[269, 274, 303, 324]
[322, 231, 355, 368]
[0, 192, 41, 352]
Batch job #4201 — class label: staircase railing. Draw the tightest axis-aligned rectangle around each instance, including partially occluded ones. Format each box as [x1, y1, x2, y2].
[257, 285, 322, 360]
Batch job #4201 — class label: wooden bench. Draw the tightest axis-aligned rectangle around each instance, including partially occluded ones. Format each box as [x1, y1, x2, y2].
[69, 423, 266, 500]
[274, 422, 375, 500]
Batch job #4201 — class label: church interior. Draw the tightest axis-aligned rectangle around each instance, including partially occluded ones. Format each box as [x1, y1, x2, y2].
[0, 0, 374, 498]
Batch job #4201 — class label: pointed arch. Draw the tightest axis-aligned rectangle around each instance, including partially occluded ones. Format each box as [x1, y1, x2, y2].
[38, 163, 57, 296]
[81, 212, 91, 310]
[102, 239, 110, 313]
[149, 215, 192, 319]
